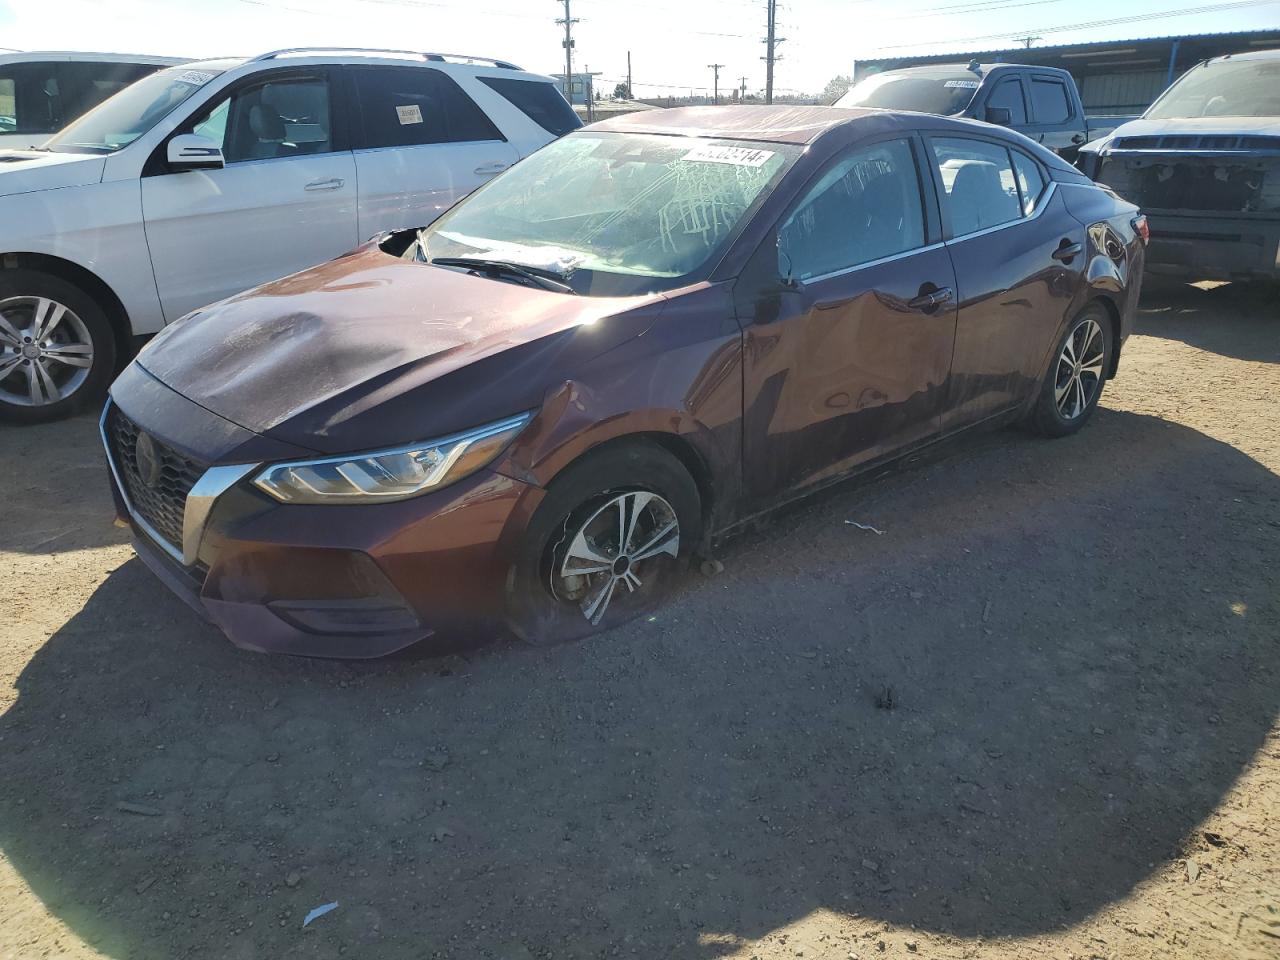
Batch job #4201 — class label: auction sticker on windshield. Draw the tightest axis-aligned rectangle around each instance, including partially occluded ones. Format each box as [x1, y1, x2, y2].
[681, 144, 775, 167]
[944, 79, 980, 88]
[175, 70, 217, 86]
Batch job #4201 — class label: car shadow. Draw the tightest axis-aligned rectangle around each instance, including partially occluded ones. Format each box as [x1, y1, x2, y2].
[0, 410, 128, 554]
[1137, 278, 1280, 363]
[1, 409, 1277, 958]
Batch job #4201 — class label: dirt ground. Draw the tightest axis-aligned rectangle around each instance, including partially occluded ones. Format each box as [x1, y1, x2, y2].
[1, 280, 1277, 960]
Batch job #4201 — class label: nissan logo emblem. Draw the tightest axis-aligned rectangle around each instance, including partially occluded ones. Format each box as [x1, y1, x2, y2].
[134, 432, 161, 488]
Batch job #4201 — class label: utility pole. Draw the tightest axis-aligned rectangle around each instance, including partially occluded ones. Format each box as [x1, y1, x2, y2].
[740, 75, 747, 102]
[1017, 35, 1041, 48]
[627, 50, 632, 100]
[556, 0, 578, 102]
[707, 63, 724, 104]
[762, 0, 784, 105]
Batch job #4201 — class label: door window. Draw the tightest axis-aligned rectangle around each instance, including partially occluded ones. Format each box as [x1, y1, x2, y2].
[1011, 150, 1047, 215]
[191, 75, 334, 163]
[932, 137, 1022, 236]
[986, 78, 1027, 124]
[352, 66, 503, 148]
[778, 138, 925, 281]
[1030, 78, 1071, 124]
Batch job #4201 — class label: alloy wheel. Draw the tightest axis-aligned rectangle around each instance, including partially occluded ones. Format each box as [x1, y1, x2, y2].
[0, 296, 95, 407]
[553, 491, 681, 626]
[1054, 316, 1105, 421]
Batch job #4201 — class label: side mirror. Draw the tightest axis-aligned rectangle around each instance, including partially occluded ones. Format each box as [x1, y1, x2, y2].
[167, 133, 225, 171]
[984, 106, 1013, 126]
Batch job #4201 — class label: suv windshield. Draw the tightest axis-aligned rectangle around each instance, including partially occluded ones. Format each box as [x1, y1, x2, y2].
[416, 131, 800, 296]
[837, 72, 980, 115]
[45, 65, 223, 154]
[1146, 57, 1280, 120]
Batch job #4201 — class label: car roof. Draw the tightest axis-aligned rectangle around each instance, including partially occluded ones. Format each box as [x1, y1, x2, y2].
[0, 51, 187, 66]
[1208, 46, 1280, 62]
[589, 105, 892, 145]
[179, 48, 554, 82]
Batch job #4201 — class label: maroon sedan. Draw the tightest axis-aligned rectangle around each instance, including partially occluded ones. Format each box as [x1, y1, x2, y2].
[102, 106, 1145, 658]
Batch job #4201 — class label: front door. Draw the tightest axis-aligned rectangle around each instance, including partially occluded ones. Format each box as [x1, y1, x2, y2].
[347, 65, 520, 237]
[926, 134, 1087, 430]
[141, 68, 358, 322]
[740, 136, 958, 506]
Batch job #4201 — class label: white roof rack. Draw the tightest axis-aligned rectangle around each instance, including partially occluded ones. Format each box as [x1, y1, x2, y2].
[250, 47, 522, 70]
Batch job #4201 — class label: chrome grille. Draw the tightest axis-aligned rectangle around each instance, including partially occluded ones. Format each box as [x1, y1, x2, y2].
[105, 404, 206, 553]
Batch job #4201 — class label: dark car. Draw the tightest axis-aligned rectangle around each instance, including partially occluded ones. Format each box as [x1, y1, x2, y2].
[101, 105, 1146, 659]
[1078, 48, 1280, 283]
[836, 62, 1126, 161]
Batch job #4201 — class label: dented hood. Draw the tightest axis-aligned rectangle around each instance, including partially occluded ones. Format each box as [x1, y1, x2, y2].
[136, 244, 668, 454]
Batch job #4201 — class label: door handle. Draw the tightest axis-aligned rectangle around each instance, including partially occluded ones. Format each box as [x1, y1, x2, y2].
[304, 177, 345, 191]
[474, 161, 509, 176]
[1071, 133, 1086, 144]
[907, 285, 953, 311]
[1051, 240, 1083, 263]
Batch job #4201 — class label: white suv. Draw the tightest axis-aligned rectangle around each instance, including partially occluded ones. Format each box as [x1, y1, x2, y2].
[0, 51, 186, 150]
[0, 48, 581, 423]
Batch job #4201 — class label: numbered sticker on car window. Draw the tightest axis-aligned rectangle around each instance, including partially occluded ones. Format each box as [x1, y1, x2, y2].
[396, 104, 423, 125]
[681, 144, 775, 167]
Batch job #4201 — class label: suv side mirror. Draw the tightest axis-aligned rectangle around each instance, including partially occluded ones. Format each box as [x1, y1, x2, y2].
[167, 133, 225, 171]
[984, 106, 1013, 126]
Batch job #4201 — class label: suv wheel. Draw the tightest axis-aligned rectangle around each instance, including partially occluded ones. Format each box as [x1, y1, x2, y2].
[0, 270, 116, 424]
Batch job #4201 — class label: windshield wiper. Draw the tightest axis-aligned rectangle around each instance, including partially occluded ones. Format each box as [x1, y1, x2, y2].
[429, 257, 578, 295]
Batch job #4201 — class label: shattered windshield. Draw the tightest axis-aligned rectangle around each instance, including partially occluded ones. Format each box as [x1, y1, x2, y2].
[836, 72, 980, 115]
[1146, 58, 1280, 120]
[416, 131, 800, 296]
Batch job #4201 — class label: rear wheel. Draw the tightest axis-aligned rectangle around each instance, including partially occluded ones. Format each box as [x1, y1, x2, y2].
[507, 442, 702, 646]
[1029, 304, 1113, 438]
[0, 270, 116, 424]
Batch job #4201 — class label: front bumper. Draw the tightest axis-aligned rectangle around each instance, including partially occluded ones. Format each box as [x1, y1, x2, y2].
[1144, 213, 1280, 281]
[103, 370, 544, 659]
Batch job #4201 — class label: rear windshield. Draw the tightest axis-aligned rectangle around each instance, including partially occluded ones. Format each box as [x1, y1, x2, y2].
[837, 72, 980, 115]
[46, 65, 221, 154]
[478, 76, 582, 136]
[1146, 57, 1280, 120]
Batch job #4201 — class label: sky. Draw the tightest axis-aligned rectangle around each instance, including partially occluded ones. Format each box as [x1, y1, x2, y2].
[1, 0, 1278, 96]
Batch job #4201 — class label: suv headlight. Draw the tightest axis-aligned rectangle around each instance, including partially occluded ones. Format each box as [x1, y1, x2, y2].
[253, 412, 532, 504]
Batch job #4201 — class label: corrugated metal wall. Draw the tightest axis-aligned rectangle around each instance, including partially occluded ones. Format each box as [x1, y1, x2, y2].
[1078, 70, 1169, 116]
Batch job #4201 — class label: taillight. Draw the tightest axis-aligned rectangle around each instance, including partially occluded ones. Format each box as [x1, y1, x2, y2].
[1132, 214, 1150, 244]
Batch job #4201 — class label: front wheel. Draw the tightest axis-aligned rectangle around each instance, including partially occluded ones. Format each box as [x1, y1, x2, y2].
[506, 441, 702, 646]
[1028, 304, 1113, 438]
[0, 269, 117, 424]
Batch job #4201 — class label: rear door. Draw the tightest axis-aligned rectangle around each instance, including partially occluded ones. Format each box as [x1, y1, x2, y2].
[141, 67, 358, 321]
[927, 134, 1087, 429]
[347, 65, 519, 238]
[740, 135, 958, 505]
[1024, 74, 1084, 158]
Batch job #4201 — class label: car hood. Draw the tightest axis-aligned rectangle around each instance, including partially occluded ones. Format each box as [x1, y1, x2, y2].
[0, 150, 106, 197]
[136, 244, 671, 455]
[1090, 115, 1280, 151]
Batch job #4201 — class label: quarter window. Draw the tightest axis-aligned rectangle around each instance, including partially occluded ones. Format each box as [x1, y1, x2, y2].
[1011, 150, 1047, 215]
[932, 137, 1022, 236]
[352, 66, 503, 148]
[778, 138, 925, 281]
[478, 76, 581, 137]
[1030, 78, 1071, 124]
[986, 78, 1027, 125]
[192, 75, 334, 163]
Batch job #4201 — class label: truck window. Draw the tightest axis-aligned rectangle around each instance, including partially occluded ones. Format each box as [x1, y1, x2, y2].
[986, 78, 1027, 125]
[1030, 78, 1071, 124]
[837, 72, 979, 115]
[1145, 57, 1280, 119]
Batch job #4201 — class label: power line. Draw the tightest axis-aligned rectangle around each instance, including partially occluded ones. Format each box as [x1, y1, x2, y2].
[875, 0, 1280, 49]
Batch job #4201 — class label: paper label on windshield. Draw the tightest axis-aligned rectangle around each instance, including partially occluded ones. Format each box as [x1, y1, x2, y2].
[681, 144, 775, 167]
[396, 104, 423, 125]
[944, 79, 980, 89]
[174, 70, 216, 87]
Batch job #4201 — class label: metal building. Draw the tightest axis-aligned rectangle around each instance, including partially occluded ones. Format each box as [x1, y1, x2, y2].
[852, 28, 1280, 118]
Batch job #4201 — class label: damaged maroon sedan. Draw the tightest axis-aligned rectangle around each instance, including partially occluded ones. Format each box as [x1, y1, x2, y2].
[102, 106, 1144, 658]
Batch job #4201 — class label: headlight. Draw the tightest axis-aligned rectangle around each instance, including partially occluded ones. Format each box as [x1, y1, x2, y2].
[253, 412, 532, 504]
